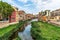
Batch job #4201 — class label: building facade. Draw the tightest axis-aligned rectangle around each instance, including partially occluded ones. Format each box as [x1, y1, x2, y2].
[50, 9, 60, 21]
[9, 7, 19, 23]
[25, 14, 34, 20]
[38, 10, 50, 21]
[18, 10, 26, 21]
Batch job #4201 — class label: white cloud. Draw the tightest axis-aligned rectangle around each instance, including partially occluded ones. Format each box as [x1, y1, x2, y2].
[43, 0, 60, 10]
[30, 0, 60, 11]
[12, 0, 60, 13]
[2, 0, 60, 14]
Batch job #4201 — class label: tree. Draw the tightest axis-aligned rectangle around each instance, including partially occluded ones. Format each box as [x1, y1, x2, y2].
[0, 1, 14, 20]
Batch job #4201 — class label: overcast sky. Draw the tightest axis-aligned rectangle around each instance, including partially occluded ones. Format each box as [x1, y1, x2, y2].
[2, 0, 60, 14]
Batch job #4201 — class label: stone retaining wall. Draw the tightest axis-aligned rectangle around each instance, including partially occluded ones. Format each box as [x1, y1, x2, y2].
[48, 21, 60, 26]
[0, 21, 18, 28]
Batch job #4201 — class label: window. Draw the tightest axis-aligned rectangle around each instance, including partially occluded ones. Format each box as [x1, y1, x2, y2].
[20, 16, 22, 17]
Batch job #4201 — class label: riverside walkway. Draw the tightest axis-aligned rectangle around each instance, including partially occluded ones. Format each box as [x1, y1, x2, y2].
[49, 21, 60, 26]
[0, 21, 18, 28]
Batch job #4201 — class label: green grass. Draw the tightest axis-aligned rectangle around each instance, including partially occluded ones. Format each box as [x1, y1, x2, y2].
[0, 24, 17, 37]
[31, 21, 60, 40]
[0, 21, 26, 40]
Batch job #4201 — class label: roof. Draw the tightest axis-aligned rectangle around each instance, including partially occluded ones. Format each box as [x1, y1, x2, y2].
[18, 10, 25, 15]
[26, 14, 34, 16]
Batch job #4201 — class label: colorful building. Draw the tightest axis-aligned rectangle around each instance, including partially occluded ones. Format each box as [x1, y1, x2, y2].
[9, 7, 19, 23]
[50, 9, 60, 21]
[25, 14, 34, 20]
[38, 10, 50, 21]
[18, 10, 26, 21]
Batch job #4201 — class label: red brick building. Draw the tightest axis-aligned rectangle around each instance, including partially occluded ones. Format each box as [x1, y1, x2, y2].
[9, 7, 19, 23]
[9, 11, 16, 23]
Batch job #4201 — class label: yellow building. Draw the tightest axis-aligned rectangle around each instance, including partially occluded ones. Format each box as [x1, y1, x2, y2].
[11, 6, 20, 22]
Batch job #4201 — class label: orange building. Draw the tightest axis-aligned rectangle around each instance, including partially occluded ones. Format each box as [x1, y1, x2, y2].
[42, 16, 47, 22]
[38, 10, 50, 22]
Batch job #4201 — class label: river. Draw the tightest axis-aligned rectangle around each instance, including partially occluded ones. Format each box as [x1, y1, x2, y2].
[18, 19, 38, 40]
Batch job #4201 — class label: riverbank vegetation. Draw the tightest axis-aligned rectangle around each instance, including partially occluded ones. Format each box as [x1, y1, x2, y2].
[31, 21, 60, 40]
[0, 21, 26, 40]
[13, 36, 21, 40]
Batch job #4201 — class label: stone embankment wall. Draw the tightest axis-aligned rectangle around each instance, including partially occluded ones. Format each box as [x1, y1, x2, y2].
[48, 21, 60, 26]
[0, 21, 18, 28]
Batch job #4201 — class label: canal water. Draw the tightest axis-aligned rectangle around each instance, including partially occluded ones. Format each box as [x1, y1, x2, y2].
[18, 19, 38, 40]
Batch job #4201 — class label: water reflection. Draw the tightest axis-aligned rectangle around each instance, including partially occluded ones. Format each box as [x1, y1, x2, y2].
[18, 19, 38, 40]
